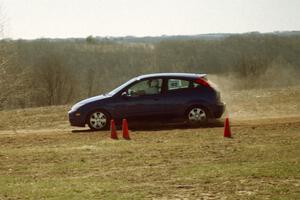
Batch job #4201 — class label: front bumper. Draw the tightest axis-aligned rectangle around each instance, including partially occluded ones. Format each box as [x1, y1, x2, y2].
[68, 110, 86, 127]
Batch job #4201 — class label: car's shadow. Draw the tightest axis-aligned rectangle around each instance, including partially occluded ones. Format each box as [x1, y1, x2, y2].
[71, 129, 95, 133]
[130, 119, 224, 131]
[71, 119, 224, 133]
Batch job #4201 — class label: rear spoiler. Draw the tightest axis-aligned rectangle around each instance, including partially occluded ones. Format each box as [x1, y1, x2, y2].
[196, 74, 207, 80]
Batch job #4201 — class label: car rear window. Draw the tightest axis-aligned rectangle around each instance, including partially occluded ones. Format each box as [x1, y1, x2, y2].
[168, 79, 190, 90]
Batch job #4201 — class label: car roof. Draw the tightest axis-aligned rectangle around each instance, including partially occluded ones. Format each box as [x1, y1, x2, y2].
[136, 73, 206, 80]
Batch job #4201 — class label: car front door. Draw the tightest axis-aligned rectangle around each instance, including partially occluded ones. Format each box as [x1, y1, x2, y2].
[117, 78, 165, 121]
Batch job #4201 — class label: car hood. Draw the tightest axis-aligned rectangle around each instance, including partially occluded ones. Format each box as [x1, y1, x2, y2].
[70, 94, 110, 111]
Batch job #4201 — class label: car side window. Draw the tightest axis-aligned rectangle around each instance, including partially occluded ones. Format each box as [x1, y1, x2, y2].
[127, 79, 162, 96]
[168, 79, 190, 91]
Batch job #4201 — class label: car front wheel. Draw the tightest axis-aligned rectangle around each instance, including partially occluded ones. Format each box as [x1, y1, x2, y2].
[87, 111, 110, 130]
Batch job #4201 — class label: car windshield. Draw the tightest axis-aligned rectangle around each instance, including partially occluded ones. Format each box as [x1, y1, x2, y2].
[106, 77, 137, 96]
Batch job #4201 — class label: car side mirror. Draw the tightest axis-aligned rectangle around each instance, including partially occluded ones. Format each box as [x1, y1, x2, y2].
[121, 91, 128, 98]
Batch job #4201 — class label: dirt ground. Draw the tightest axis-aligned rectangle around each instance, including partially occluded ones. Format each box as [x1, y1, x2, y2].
[0, 86, 299, 199]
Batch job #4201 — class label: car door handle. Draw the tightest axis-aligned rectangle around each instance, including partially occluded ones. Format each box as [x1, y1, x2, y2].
[153, 98, 159, 101]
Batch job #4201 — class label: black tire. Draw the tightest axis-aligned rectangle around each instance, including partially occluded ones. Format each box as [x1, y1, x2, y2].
[186, 106, 208, 126]
[87, 110, 110, 131]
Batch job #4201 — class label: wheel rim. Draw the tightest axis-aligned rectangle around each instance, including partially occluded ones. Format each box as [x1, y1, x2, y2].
[89, 112, 107, 129]
[188, 108, 206, 122]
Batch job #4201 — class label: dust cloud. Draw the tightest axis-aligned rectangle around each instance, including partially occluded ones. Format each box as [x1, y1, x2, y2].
[209, 65, 300, 119]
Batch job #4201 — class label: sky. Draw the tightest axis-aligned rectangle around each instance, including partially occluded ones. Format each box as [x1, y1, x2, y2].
[1, 0, 300, 39]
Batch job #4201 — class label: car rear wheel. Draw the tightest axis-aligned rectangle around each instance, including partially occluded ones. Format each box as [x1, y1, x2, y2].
[187, 106, 208, 125]
[87, 111, 110, 131]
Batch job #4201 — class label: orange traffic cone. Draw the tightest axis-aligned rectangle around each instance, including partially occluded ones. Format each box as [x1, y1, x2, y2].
[110, 119, 118, 139]
[224, 117, 231, 138]
[122, 119, 130, 140]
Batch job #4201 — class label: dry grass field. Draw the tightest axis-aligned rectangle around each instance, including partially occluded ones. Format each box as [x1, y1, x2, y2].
[0, 86, 300, 199]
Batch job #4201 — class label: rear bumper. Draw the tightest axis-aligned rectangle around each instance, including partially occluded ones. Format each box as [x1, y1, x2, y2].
[211, 102, 226, 118]
[68, 110, 86, 127]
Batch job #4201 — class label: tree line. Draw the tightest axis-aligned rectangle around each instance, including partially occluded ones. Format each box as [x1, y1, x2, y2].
[0, 33, 300, 110]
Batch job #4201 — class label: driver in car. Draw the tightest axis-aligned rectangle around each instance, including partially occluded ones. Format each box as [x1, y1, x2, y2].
[146, 79, 160, 94]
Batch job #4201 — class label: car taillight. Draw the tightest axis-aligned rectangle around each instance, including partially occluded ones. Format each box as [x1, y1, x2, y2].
[195, 78, 211, 88]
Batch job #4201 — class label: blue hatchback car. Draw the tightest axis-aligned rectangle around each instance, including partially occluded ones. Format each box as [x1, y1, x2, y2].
[68, 73, 225, 130]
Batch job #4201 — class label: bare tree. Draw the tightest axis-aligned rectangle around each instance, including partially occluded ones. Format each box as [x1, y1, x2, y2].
[32, 52, 75, 106]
